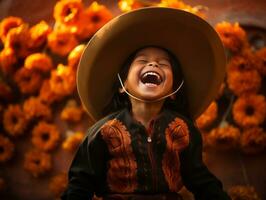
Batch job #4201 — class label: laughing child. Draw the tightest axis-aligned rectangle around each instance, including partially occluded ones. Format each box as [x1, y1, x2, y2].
[62, 7, 231, 200]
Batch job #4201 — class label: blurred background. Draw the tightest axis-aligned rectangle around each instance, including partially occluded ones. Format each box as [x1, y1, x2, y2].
[0, 0, 265, 199]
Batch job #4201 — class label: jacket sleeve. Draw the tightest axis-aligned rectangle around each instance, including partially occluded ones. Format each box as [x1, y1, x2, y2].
[61, 128, 108, 200]
[179, 120, 231, 200]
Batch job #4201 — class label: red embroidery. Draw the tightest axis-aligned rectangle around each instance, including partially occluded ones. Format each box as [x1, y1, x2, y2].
[162, 117, 190, 192]
[101, 119, 138, 193]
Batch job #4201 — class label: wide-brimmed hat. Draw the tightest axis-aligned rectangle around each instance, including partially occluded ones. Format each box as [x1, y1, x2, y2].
[77, 7, 226, 121]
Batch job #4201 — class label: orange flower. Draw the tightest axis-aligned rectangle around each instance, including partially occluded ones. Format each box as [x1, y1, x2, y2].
[228, 185, 261, 200]
[196, 101, 218, 130]
[0, 134, 15, 162]
[49, 173, 68, 198]
[227, 51, 257, 74]
[23, 97, 52, 121]
[83, 1, 113, 36]
[54, 0, 84, 26]
[24, 53, 53, 73]
[14, 67, 43, 95]
[47, 29, 78, 56]
[157, 0, 205, 17]
[23, 149, 52, 177]
[0, 16, 24, 43]
[49, 64, 76, 97]
[38, 79, 64, 105]
[60, 99, 84, 122]
[0, 80, 14, 101]
[0, 47, 17, 75]
[4, 25, 32, 58]
[232, 94, 266, 128]
[215, 21, 249, 54]
[28, 21, 51, 50]
[207, 124, 241, 150]
[240, 127, 266, 155]
[67, 44, 85, 70]
[227, 70, 261, 96]
[3, 104, 28, 137]
[62, 131, 84, 152]
[118, 0, 146, 12]
[255, 47, 266, 76]
[32, 121, 60, 152]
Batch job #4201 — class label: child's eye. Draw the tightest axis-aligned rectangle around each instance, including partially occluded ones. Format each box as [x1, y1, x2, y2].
[159, 62, 170, 66]
[136, 59, 147, 63]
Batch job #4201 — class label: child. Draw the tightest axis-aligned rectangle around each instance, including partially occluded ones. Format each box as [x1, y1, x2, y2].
[62, 7, 231, 200]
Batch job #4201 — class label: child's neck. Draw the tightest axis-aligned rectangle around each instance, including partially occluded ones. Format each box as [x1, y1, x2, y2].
[130, 98, 164, 129]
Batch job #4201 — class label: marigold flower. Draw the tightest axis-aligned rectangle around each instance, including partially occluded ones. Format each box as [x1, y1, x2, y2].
[28, 20, 51, 50]
[47, 29, 78, 56]
[228, 185, 261, 200]
[196, 101, 218, 130]
[49, 173, 68, 198]
[215, 21, 249, 54]
[60, 99, 84, 122]
[232, 94, 266, 128]
[0, 16, 24, 43]
[23, 149, 52, 177]
[207, 124, 241, 150]
[62, 131, 84, 152]
[38, 79, 64, 105]
[67, 44, 85, 70]
[83, 1, 113, 36]
[0, 47, 17, 74]
[0, 134, 15, 162]
[14, 67, 43, 95]
[240, 127, 266, 155]
[24, 53, 53, 73]
[118, 0, 146, 12]
[255, 47, 266, 76]
[3, 104, 28, 137]
[54, 0, 84, 24]
[157, 0, 205, 17]
[49, 64, 76, 97]
[4, 24, 32, 58]
[227, 70, 261, 96]
[227, 51, 257, 74]
[31, 121, 60, 152]
[23, 97, 52, 121]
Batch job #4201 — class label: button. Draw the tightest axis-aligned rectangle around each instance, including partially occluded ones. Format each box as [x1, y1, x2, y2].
[147, 136, 152, 143]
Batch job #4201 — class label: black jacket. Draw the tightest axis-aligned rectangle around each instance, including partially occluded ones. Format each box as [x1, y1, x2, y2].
[61, 108, 231, 200]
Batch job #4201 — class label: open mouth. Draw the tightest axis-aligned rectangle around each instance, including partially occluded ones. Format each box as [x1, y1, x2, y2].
[140, 71, 162, 86]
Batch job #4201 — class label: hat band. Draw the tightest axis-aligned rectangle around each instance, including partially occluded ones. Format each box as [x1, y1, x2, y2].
[117, 73, 184, 103]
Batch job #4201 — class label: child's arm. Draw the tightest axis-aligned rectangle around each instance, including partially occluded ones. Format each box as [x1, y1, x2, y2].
[179, 120, 231, 200]
[61, 129, 108, 200]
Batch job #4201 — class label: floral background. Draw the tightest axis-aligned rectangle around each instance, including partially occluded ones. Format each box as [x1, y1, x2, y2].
[0, 0, 265, 200]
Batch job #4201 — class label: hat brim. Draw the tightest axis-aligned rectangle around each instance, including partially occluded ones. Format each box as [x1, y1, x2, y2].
[77, 7, 226, 121]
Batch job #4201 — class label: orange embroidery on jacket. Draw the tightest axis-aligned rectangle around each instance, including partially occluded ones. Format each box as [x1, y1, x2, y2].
[101, 119, 137, 193]
[162, 117, 190, 192]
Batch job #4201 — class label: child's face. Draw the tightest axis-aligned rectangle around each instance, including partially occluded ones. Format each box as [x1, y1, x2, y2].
[124, 47, 174, 101]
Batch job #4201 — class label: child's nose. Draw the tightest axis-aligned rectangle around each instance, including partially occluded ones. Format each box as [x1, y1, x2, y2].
[147, 61, 159, 67]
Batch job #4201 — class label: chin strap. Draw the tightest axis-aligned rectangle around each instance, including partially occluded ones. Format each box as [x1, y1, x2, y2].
[117, 73, 184, 103]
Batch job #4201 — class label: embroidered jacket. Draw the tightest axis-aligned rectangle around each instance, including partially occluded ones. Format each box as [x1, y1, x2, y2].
[62, 108, 231, 200]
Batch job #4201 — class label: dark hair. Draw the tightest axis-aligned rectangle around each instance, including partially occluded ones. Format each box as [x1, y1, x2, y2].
[102, 45, 192, 119]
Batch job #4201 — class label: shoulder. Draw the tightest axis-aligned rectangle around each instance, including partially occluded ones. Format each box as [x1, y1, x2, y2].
[84, 109, 124, 145]
[166, 109, 202, 144]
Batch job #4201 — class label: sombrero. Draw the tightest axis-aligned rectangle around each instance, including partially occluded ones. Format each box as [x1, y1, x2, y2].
[77, 7, 226, 121]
